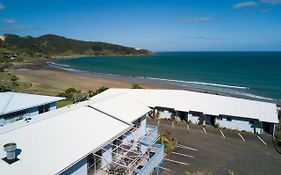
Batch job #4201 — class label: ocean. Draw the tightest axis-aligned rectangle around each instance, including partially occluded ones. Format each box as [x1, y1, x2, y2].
[52, 52, 281, 101]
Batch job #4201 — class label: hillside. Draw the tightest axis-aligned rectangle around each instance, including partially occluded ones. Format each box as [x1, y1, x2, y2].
[0, 34, 150, 60]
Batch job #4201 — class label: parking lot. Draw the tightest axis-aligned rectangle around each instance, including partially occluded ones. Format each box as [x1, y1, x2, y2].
[148, 119, 281, 175]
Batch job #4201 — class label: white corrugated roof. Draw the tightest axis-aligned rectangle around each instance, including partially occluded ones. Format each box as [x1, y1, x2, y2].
[0, 92, 65, 115]
[89, 94, 152, 124]
[91, 88, 278, 123]
[0, 105, 130, 175]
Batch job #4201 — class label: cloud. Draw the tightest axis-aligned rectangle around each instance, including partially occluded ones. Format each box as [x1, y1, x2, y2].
[3, 18, 15, 24]
[0, 25, 33, 31]
[179, 17, 211, 23]
[261, 0, 281, 5]
[0, 3, 5, 10]
[233, 1, 258, 9]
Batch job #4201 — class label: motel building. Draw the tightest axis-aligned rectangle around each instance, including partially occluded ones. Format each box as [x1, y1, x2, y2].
[0, 92, 64, 127]
[92, 89, 279, 136]
[0, 94, 164, 175]
[0, 88, 279, 175]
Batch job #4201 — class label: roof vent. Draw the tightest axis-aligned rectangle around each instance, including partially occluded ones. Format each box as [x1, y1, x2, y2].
[2, 143, 19, 164]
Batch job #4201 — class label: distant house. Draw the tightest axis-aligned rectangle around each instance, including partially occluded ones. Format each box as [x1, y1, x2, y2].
[0, 92, 64, 126]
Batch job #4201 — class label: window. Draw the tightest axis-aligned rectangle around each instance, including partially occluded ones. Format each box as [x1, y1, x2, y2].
[4, 110, 27, 123]
[226, 117, 232, 121]
[38, 104, 50, 114]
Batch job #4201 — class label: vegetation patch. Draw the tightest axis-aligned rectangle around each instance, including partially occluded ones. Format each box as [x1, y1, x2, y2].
[0, 34, 150, 61]
[0, 71, 32, 91]
[131, 83, 144, 89]
[57, 87, 109, 108]
[157, 130, 177, 154]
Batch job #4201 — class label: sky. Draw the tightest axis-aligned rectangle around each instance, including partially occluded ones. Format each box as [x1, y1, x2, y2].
[0, 0, 281, 51]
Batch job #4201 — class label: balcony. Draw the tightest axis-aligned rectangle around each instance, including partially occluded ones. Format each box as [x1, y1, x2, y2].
[134, 144, 164, 175]
[92, 125, 163, 175]
[139, 124, 158, 146]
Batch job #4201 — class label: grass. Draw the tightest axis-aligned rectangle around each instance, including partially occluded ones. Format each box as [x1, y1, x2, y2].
[56, 98, 73, 108]
[0, 71, 32, 91]
[0, 47, 13, 53]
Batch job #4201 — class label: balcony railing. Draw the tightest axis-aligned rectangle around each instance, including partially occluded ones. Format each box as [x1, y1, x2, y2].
[135, 144, 164, 175]
[139, 125, 158, 146]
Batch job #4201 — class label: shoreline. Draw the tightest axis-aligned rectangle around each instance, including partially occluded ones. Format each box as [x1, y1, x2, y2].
[7, 60, 281, 105]
[51, 52, 154, 60]
[6, 61, 163, 96]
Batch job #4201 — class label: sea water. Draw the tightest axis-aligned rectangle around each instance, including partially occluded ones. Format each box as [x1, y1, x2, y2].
[53, 52, 281, 100]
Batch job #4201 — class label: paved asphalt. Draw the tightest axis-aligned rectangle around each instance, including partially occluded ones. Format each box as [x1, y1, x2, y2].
[148, 119, 281, 175]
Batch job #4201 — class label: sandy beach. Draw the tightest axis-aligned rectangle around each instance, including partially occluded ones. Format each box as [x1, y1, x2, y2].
[6, 61, 280, 105]
[7, 61, 162, 96]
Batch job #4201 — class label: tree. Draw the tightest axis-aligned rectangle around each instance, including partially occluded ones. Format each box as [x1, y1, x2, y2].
[59, 88, 81, 100]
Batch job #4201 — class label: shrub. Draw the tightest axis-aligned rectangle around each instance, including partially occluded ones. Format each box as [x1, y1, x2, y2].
[157, 130, 177, 154]
[59, 88, 81, 99]
[131, 84, 143, 89]
[95, 86, 108, 94]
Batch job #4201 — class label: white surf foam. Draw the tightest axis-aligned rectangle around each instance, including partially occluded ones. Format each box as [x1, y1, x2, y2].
[145, 77, 249, 90]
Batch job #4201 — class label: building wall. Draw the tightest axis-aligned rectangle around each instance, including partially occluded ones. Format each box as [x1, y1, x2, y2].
[123, 115, 147, 144]
[186, 112, 263, 134]
[216, 116, 262, 134]
[60, 158, 87, 175]
[158, 110, 172, 119]
[187, 113, 205, 125]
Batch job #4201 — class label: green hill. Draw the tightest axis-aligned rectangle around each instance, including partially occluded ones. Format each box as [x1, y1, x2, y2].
[0, 34, 150, 60]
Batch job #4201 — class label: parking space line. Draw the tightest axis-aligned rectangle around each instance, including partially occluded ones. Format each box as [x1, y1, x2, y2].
[202, 127, 207, 133]
[172, 151, 194, 158]
[164, 158, 189, 166]
[257, 135, 267, 146]
[177, 144, 198, 151]
[159, 166, 173, 172]
[237, 132, 246, 142]
[219, 129, 226, 138]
